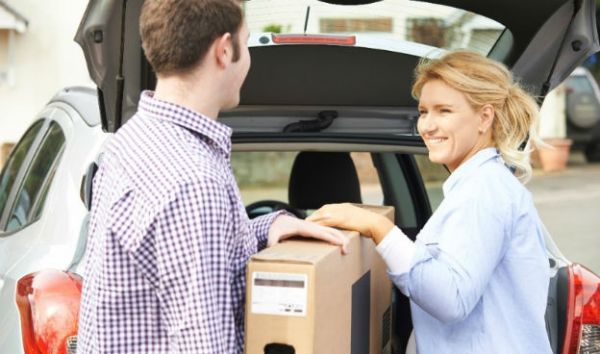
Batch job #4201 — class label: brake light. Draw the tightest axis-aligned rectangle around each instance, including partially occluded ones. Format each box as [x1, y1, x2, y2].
[563, 264, 600, 354]
[15, 269, 82, 354]
[272, 34, 356, 46]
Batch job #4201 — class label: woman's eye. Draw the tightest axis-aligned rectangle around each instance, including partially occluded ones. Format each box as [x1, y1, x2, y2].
[440, 108, 451, 113]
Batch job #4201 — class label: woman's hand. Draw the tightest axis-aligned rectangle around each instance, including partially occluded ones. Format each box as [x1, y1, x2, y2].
[306, 203, 395, 245]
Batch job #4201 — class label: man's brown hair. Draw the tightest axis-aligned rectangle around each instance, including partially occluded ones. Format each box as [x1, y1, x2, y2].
[140, 0, 243, 76]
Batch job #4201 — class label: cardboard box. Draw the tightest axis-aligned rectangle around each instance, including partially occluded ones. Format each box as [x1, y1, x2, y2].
[245, 205, 394, 354]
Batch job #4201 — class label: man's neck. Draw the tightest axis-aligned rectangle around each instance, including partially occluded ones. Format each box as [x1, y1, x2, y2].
[153, 73, 221, 120]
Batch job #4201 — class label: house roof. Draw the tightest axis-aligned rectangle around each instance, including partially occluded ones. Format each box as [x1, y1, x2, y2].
[0, 1, 28, 33]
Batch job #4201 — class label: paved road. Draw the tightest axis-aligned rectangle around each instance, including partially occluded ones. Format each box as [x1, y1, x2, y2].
[527, 154, 600, 274]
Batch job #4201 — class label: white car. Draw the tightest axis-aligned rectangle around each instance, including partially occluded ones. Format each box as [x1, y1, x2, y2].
[7, 0, 600, 353]
[0, 87, 107, 353]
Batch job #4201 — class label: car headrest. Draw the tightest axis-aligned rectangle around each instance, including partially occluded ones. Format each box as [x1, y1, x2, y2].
[288, 152, 362, 210]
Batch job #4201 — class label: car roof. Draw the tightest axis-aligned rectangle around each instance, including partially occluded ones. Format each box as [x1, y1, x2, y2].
[49, 87, 101, 127]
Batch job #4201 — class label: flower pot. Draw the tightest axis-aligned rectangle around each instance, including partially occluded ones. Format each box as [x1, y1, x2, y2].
[537, 138, 572, 172]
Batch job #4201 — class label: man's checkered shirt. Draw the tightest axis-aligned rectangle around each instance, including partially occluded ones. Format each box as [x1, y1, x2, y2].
[78, 91, 281, 353]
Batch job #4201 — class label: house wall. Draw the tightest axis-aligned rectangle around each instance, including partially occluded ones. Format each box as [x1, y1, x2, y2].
[0, 0, 92, 147]
[244, 1, 455, 38]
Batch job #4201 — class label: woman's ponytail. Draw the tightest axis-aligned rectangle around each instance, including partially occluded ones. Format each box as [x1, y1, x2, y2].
[494, 84, 542, 183]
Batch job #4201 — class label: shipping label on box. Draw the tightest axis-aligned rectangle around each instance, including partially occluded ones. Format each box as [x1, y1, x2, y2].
[251, 271, 308, 317]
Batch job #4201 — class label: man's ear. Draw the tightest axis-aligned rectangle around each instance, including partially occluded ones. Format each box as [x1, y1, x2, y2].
[479, 104, 495, 133]
[214, 32, 233, 69]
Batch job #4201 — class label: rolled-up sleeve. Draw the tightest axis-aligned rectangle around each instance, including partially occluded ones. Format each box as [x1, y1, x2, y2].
[249, 211, 288, 251]
[376, 226, 416, 274]
[390, 192, 509, 324]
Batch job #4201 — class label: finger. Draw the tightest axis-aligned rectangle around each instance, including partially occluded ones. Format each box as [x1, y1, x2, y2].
[294, 220, 349, 254]
[306, 204, 339, 219]
[306, 208, 332, 222]
[304, 223, 344, 246]
[330, 228, 349, 254]
[305, 212, 325, 222]
[316, 228, 344, 246]
[310, 217, 341, 229]
[319, 225, 350, 255]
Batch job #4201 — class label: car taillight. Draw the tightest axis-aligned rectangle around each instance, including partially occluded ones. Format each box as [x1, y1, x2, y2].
[271, 34, 356, 46]
[563, 264, 600, 354]
[15, 269, 82, 354]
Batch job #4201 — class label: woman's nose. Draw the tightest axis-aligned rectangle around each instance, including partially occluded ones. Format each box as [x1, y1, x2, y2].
[418, 115, 436, 134]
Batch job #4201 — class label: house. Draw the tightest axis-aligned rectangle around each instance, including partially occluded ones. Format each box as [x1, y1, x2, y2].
[0, 0, 92, 166]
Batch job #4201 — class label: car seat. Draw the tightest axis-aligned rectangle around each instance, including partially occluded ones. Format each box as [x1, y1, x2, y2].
[288, 151, 362, 211]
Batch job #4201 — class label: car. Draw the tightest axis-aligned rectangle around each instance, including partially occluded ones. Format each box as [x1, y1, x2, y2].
[564, 66, 600, 161]
[11, 0, 600, 353]
[0, 87, 107, 353]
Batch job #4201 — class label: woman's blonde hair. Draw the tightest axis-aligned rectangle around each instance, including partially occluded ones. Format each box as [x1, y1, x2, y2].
[411, 51, 541, 183]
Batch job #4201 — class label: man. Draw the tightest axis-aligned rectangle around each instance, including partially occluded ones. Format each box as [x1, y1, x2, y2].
[77, 0, 347, 352]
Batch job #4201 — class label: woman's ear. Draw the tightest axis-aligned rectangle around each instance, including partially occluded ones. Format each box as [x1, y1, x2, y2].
[479, 104, 495, 134]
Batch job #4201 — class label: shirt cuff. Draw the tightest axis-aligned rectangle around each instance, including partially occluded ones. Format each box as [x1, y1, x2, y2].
[376, 226, 416, 275]
[250, 210, 291, 251]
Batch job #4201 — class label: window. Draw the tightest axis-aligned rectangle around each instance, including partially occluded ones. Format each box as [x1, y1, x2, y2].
[320, 18, 393, 33]
[413, 154, 449, 211]
[5, 122, 65, 232]
[232, 151, 297, 205]
[0, 30, 9, 85]
[0, 29, 19, 86]
[0, 120, 44, 224]
[231, 151, 383, 209]
[245, 0, 504, 54]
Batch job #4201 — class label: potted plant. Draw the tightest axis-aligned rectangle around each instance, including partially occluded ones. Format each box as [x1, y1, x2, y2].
[536, 83, 572, 172]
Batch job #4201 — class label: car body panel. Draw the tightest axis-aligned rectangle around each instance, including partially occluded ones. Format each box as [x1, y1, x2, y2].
[0, 88, 107, 353]
[75, 0, 599, 133]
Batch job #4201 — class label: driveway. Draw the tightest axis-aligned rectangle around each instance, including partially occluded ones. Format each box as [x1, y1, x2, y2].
[528, 153, 600, 274]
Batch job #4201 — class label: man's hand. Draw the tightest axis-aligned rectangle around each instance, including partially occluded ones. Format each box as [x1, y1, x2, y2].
[268, 214, 349, 254]
[306, 203, 394, 245]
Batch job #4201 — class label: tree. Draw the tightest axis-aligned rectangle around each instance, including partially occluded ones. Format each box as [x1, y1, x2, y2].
[262, 24, 283, 33]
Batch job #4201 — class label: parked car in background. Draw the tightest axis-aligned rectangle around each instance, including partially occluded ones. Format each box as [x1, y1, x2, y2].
[565, 66, 600, 161]
[0, 87, 107, 353]
[8, 0, 600, 354]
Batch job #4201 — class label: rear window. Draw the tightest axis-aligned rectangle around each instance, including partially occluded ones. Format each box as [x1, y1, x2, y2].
[231, 151, 383, 207]
[244, 0, 505, 55]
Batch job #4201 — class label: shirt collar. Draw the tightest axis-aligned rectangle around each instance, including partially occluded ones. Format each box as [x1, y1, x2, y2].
[442, 147, 501, 196]
[137, 90, 232, 155]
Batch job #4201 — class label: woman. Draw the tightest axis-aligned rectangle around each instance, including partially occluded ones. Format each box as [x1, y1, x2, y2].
[307, 51, 552, 353]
